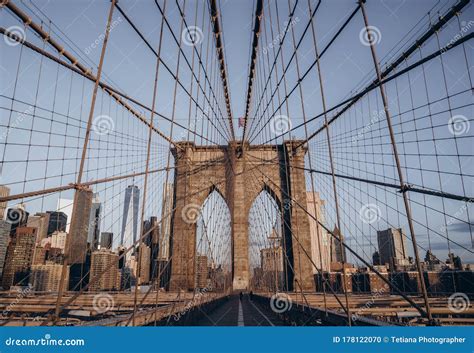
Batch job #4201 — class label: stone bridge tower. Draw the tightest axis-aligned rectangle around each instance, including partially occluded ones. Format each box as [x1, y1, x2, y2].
[169, 140, 315, 292]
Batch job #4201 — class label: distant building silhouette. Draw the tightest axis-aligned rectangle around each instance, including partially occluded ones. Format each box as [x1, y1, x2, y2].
[89, 249, 120, 291]
[30, 262, 69, 292]
[66, 188, 93, 264]
[196, 255, 209, 289]
[100, 232, 113, 250]
[306, 192, 330, 273]
[56, 199, 73, 232]
[120, 185, 140, 250]
[27, 212, 50, 242]
[137, 243, 151, 285]
[0, 220, 11, 279]
[260, 246, 283, 273]
[51, 231, 67, 251]
[372, 251, 381, 266]
[46, 211, 67, 236]
[259, 230, 284, 291]
[142, 217, 160, 282]
[0, 185, 10, 220]
[377, 228, 409, 271]
[159, 183, 173, 261]
[330, 226, 346, 263]
[87, 193, 101, 251]
[2, 227, 36, 289]
[447, 252, 463, 271]
[32, 245, 47, 266]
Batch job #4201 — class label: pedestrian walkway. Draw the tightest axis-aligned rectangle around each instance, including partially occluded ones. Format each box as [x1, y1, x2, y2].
[194, 294, 287, 326]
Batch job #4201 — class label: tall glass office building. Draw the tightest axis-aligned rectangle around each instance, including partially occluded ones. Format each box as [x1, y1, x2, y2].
[120, 185, 140, 250]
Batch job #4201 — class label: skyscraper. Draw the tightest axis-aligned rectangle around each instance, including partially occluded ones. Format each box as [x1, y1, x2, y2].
[196, 255, 209, 289]
[32, 246, 47, 265]
[30, 262, 69, 292]
[51, 231, 67, 251]
[0, 220, 11, 278]
[330, 226, 346, 263]
[100, 232, 113, 250]
[377, 228, 409, 271]
[306, 192, 330, 273]
[46, 211, 67, 236]
[57, 199, 73, 232]
[260, 246, 284, 272]
[137, 243, 151, 285]
[2, 227, 37, 289]
[27, 212, 50, 242]
[159, 183, 173, 260]
[142, 216, 159, 247]
[89, 249, 120, 291]
[0, 185, 10, 220]
[143, 217, 160, 281]
[372, 251, 381, 266]
[66, 188, 93, 264]
[120, 185, 140, 249]
[87, 193, 101, 251]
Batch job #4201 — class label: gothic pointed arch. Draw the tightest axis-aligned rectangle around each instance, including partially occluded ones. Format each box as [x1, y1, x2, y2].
[169, 141, 315, 292]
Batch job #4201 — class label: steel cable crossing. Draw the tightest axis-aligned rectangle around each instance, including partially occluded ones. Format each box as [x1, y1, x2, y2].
[0, 0, 472, 327]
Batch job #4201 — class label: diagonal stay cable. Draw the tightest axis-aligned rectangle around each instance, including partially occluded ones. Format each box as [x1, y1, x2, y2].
[208, 0, 235, 141]
[0, 27, 222, 146]
[263, 0, 471, 147]
[248, 2, 361, 143]
[114, 2, 231, 143]
[245, 0, 299, 141]
[247, 157, 429, 319]
[241, 0, 263, 144]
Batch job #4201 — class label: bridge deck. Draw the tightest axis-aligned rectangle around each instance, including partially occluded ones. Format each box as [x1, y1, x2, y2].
[194, 295, 287, 326]
[2, 291, 472, 326]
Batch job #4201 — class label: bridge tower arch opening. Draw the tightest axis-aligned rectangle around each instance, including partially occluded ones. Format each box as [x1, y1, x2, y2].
[248, 188, 286, 292]
[194, 188, 232, 291]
